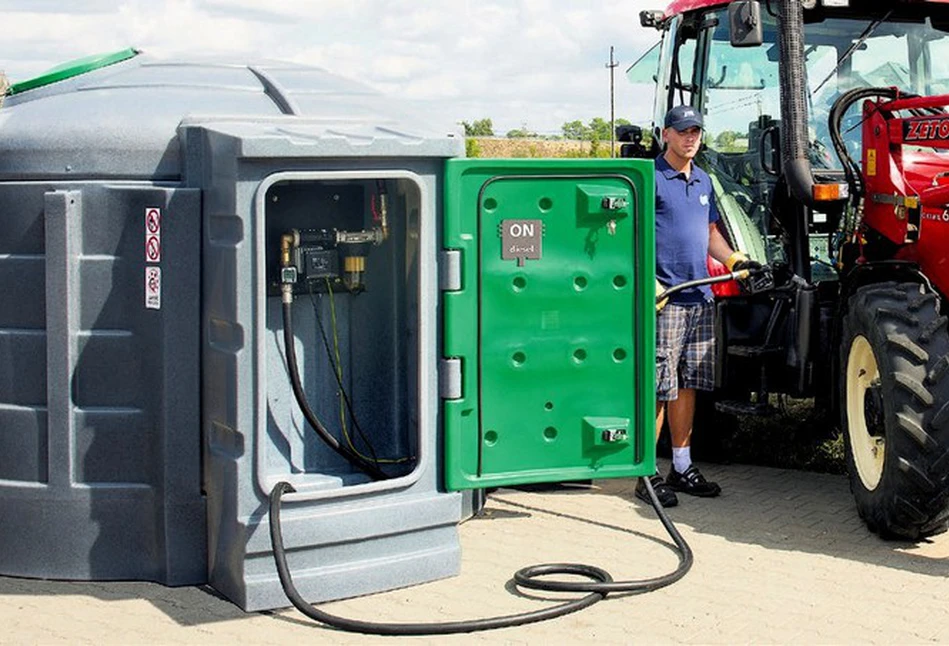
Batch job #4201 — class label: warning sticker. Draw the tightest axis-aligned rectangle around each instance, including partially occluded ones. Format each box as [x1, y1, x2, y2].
[145, 266, 161, 310]
[145, 235, 161, 263]
[145, 207, 161, 234]
[145, 207, 161, 263]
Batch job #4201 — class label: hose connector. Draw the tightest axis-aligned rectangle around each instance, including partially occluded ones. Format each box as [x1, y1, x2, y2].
[279, 230, 300, 304]
[280, 231, 299, 268]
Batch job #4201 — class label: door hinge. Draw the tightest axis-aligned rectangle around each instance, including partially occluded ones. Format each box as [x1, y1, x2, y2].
[439, 358, 462, 399]
[439, 249, 462, 292]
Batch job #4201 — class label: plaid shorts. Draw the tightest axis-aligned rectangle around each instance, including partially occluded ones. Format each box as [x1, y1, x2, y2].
[656, 301, 716, 401]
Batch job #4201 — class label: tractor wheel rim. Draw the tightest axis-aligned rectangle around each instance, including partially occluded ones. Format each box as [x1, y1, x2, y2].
[846, 335, 885, 490]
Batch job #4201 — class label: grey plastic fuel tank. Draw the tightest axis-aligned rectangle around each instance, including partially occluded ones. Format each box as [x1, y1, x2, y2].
[0, 50, 466, 610]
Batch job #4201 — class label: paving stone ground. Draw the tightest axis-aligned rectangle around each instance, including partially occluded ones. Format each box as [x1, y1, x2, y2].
[3, 460, 948, 645]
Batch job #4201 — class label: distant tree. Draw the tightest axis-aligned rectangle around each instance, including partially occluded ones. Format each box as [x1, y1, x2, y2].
[714, 129, 743, 152]
[561, 120, 591, 140]
[588, 117, 631, 144]
[461, 118, 494, 137]
[589, 117, 612, 144]
[561, 117, 634, 156]
[641, 127, 654, 150]
[506, 125, 537, 138]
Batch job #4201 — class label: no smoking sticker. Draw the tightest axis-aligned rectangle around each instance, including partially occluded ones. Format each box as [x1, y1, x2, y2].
[145, 235, 161, 262]
[145, 207, 162, 262]
[145, 266, 161, 310]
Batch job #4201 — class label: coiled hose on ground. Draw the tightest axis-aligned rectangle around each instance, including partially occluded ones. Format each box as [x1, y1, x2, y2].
[269, 477, 692, 636]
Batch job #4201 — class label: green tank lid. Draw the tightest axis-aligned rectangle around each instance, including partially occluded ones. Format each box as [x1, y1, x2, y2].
[6, 47, 139, 95]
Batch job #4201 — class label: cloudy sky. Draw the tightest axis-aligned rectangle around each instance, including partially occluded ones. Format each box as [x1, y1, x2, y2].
[0, 0, 661, 135]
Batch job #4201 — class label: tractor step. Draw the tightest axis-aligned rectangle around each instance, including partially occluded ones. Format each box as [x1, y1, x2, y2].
[714, 400, 776, 416]
[726, 345, 783, 358]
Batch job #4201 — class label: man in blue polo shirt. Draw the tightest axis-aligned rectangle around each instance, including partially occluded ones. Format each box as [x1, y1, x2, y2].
[636, 105, 763, 508]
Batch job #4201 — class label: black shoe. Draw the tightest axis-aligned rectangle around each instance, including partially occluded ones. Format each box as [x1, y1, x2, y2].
[666, 465, 721, 497]
[635, 473, 678, 508]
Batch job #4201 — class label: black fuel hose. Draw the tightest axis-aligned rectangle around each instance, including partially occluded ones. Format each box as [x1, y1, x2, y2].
[658, 267, 761, 303]
[281, 301, 390, 481]
[269, 477, 692, 636]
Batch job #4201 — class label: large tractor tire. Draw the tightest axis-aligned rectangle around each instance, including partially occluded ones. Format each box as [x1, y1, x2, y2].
[840, 281, 949, 539]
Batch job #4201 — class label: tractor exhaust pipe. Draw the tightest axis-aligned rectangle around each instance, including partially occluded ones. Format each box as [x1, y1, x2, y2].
[777, 0, 816, 208]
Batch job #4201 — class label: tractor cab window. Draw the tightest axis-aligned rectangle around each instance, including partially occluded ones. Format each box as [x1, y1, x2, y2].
[929, 35, 949, 94]
[654, 14, 697, 132]
[697, 9, 783, 268]
[806, 15, 949, 163]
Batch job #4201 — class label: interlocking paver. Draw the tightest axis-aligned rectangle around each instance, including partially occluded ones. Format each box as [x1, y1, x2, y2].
[2, 460, 949, 644]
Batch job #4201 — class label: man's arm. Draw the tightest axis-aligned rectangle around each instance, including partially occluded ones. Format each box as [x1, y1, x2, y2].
[708, 223, 774, 294]
[708, 223, 735, 265]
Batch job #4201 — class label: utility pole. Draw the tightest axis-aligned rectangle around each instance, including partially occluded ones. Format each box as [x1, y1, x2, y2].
[606, 46, 618, 157]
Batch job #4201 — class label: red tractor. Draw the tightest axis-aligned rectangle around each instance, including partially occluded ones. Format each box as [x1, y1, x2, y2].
[630, 0, 949, 538]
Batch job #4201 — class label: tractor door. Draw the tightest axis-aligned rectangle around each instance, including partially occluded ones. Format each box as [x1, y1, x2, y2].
[643, 4, 827, 408]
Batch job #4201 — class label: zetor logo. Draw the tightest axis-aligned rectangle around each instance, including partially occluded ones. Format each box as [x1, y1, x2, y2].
[904, 118, 949, 142]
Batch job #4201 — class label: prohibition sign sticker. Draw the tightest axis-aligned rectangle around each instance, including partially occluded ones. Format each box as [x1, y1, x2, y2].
[145, 266, 161, 310]
[145, 207, 162, 263]
[145, 207, 161, 234]
[145, 235, 161, 263]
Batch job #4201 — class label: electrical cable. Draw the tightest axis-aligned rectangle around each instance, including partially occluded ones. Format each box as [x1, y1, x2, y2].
[305, 283, 413, 465]
[269, 476, 692, 636]
[281, 300, 390, 480]
[326, 281, 350, 448]
[320, 280, 380, 464]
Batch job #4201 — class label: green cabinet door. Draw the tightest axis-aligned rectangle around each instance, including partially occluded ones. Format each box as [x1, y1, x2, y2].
[443, 159, 656, 490]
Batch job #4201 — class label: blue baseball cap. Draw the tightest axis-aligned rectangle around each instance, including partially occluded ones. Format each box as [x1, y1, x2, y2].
[664, 105, 703, 131]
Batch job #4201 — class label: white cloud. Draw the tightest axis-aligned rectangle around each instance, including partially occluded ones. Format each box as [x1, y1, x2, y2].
[0, 0, 661, 134]
[202, 0, 365, 20]
[117, 1, 263, 56]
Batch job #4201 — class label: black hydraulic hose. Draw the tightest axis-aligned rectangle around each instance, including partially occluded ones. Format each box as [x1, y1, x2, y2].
[269, 476, 693, 636]
[828, 86, 905, 199]
[281, 300, 390, 481]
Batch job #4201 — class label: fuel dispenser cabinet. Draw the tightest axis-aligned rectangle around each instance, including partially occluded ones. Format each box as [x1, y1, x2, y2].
[0, 50, 655, 613]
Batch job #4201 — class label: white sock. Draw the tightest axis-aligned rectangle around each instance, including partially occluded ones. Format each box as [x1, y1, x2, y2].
[672, 447, 692, 473]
